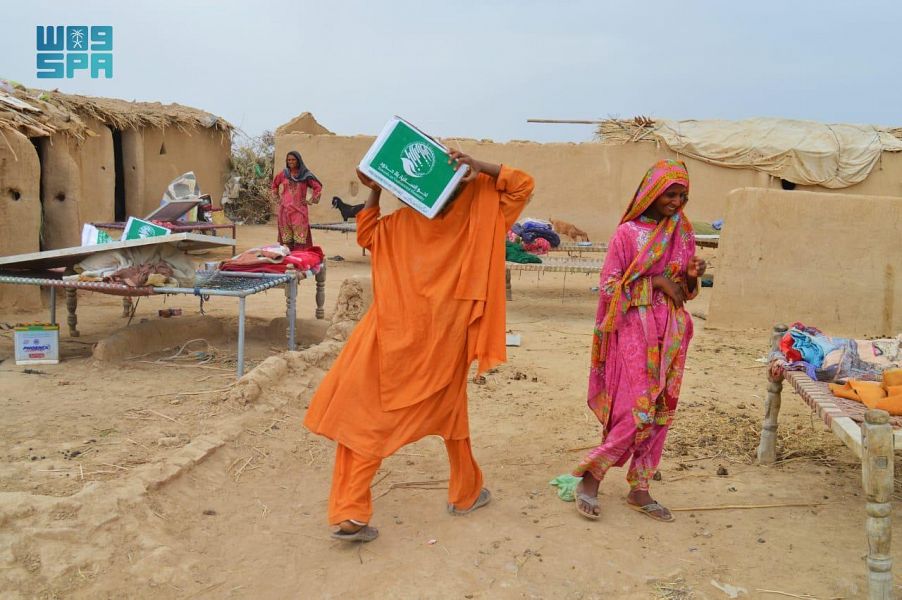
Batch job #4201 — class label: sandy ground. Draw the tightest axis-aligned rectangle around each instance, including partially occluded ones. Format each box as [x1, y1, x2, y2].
[0, 224, 892, 599]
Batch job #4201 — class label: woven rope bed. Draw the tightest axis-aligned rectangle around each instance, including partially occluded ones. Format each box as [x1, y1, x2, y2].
[757, 325, 899, 598]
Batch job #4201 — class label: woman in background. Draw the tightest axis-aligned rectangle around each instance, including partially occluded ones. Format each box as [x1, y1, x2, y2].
[271, 151, 322, 249]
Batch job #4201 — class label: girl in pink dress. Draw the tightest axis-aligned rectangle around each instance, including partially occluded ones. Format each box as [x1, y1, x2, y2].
[271, 151, 323, 249]
[573, 159, 706, 522]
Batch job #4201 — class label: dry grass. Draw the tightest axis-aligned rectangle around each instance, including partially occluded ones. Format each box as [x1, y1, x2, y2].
[595, 117, 659, 144]
[652, 577, 696, 600]
[667, 399, 843, 465]
[49, 92, 231, 133]
[225, 130, 276, 224]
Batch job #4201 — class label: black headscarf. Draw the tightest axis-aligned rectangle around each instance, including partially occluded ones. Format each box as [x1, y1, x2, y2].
[284, 151, 319, 184]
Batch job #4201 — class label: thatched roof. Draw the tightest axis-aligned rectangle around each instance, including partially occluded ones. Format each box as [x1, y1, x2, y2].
[596, 116, 902, 145]
[0, 81, 232, 141]
[595, 117, 658, 144]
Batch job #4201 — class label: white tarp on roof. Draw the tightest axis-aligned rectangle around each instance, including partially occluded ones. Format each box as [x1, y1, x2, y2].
[651, 118, 902, 188]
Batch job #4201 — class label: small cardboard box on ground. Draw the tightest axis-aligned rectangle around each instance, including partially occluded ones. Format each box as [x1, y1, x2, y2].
[358, 116, 469, 219]
[14, 324, 60, 365]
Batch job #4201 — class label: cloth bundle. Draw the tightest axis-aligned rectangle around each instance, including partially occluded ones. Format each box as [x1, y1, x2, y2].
[511, 219, 560, 248]
[219, 244, 324, 274]
[507, 231, 550, 255]
[70, 245, 197, 287]
[774, 322, 902, 382]
[505, 240, 542, 264]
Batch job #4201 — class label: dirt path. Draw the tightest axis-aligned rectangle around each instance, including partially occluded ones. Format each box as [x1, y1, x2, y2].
[0, 225, 885, 599]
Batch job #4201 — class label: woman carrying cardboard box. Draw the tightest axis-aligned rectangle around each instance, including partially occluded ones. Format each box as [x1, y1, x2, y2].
[304, 150, 534, 542]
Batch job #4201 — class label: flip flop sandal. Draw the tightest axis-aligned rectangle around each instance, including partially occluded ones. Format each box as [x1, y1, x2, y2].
[447, 488, 492, 516]
[575, 492, 601, 520]
[627, 501, 674, 523]
[331, 524, 380, 542]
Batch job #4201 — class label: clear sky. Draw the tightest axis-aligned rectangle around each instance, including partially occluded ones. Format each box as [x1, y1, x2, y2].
[2, 0, 899, 143]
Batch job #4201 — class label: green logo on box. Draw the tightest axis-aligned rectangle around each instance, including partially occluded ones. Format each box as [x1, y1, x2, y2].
[121, 217, 170, 241]
[401, 142, 436, 177]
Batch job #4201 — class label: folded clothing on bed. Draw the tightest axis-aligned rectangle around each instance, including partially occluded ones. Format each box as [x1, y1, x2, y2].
[220, 245, 324, 274]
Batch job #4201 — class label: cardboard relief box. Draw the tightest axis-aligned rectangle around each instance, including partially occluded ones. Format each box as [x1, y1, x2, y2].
[14, 323, 60, 365]
[120, 217, 171, 241]
[358, 116, 470, 219]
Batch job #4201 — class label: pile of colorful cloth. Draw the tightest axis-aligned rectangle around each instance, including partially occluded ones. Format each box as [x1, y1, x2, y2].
[511, 219, 561, 248]
[219, 244, 324, 274]
[507, 231, 549, 255]
[506, 219, 561, 262]
[772, 321, 902, 382]
[505, 240, 542, 264]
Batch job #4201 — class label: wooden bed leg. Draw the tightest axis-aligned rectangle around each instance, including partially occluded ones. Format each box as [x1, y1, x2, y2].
[757, 324, 787, 464]
[65, 287, 80, 338]
[505, 268, 512, 301]
[757, 374, 783, 464]
[121, 297, 132, 318]
[863, 408, 894, 599]
[315, 265, 326, 320]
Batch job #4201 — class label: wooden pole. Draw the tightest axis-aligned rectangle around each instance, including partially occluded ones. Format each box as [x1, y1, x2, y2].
[526, 119, 604, 125]
[314, 265, 326, 320]
[756, 324, 787, 464]
[65, 288, 79, 337]
[862, 408, 894, 599]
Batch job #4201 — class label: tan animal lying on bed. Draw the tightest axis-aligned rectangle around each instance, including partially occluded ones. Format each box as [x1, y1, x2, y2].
[549, 219, 590, 242]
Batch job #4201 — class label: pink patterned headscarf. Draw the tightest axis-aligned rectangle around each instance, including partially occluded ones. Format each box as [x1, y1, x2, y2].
[592, 159, 692, 363]
[621, 159, 689, 223]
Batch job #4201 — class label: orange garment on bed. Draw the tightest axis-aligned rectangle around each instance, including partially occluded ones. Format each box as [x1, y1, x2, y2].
[829, 378, 902, 415]
[303, 166, 534, 460]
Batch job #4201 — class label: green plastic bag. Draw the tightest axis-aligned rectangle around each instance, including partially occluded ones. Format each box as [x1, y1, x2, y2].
[549, 474, 581, 502]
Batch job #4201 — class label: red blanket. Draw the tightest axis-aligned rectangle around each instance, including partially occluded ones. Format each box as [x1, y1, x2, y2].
[220, 246, 324, 273]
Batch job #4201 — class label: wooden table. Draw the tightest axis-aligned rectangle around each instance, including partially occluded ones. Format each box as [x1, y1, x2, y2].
[757, 324, 896, 599]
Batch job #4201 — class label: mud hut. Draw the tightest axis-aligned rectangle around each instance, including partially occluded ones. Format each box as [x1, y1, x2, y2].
[0, 83, 232, 307]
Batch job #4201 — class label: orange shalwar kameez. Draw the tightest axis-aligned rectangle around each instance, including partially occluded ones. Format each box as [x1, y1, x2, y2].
[303, 166, 534, 525]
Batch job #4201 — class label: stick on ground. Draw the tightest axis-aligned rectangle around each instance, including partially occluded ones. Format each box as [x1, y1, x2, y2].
[671, 502, 824, 512]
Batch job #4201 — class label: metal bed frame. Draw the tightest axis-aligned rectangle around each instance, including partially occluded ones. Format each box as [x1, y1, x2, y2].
[0, 267, 327, 377]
